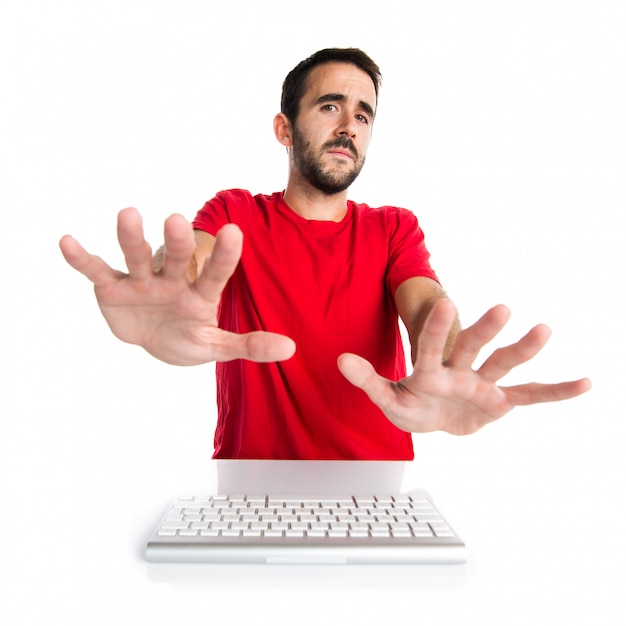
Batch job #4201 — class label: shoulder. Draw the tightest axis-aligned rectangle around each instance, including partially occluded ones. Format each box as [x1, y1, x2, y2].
[208, 189, 283, 212]
[197, 189, 280, 217]
[194, 190, 285, 235]
[350, 199, 415, 218]
[349, 200, 420, 231]
[209, 188, 262, 204]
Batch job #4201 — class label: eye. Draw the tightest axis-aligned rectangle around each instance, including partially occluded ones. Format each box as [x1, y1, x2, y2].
[321, 104, 338, 112]
[356, 114, 370, 124]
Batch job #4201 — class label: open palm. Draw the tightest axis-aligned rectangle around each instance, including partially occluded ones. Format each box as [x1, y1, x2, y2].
[338, 300, 591, 434]
[59, 208, 295, 366]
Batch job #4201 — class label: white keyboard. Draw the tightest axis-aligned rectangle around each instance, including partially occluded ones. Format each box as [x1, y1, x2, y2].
[146, 492, 467, 564]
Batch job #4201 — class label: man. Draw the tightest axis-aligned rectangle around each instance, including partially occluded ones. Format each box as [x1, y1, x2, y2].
[59, 48, 590, 459]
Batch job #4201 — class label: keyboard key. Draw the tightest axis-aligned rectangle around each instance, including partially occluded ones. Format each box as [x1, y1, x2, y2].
[268, 499, 287, 507]
[392, 496, 411, 505]
[160, 521, 190, 530]
[211, 521, 229, 530]
[190, 497, 211, 505]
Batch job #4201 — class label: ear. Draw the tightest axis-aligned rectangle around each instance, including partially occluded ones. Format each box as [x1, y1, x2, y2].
[273, 113, 293, 147]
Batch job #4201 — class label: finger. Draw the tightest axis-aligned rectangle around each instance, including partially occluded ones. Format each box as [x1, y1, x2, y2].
[116, 207, 154, 280]
[414, 299, 458, 373]
[160, 213, 197, 280]
[337, 353, 398, 411]
[478, 324, 552, 382]
[194, 224, 244, 304]
[447, 304, 511, 369]
[502, 377, 592, 406]
[59, 235, 123, 286]
[215, 330, 296, 363]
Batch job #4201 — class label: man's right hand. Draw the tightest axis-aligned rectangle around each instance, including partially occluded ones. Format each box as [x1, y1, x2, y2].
[59, 208, 296, 365]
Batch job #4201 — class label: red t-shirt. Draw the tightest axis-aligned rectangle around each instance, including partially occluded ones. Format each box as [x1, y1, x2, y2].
[192, 190, 439, 460]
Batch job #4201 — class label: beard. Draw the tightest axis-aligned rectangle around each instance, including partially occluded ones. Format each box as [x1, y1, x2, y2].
[291, 126, 366, 195]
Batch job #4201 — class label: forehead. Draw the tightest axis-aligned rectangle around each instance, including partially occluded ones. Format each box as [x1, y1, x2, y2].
[303, 62, 377, 111]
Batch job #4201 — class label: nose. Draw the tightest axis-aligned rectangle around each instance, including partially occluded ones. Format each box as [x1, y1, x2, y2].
[337, 110, 358, 138]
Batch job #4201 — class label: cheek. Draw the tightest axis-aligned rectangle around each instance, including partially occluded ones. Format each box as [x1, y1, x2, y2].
[358, 136, 371, 159]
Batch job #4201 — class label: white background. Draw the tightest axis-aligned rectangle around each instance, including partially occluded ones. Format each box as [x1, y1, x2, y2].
[1, 0, 624, 624]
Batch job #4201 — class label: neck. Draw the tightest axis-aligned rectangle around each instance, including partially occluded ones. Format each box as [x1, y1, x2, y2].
[282, 175, 350, 222]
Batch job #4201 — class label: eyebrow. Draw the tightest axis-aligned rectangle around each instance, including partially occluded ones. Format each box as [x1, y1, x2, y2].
[313, 93, 376, 119]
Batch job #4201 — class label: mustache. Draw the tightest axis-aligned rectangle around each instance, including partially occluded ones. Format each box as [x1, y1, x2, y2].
[321, 137, 359, 159]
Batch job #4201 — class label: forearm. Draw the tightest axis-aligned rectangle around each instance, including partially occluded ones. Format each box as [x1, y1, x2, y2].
[152, 245, 165, 273]
[394, 276, 460, 365]
[407, 298, 460, 364]
[152, 244, 199, 280]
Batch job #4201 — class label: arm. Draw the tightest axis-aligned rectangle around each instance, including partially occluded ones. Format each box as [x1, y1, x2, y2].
[152, 229, 216, 281]
[394, 276, 460, 364]
[338, 292, 591, 435]
[60, 208, 295, 366]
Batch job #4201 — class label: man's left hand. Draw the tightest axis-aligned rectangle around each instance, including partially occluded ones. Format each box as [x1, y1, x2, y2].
[337, 300, 591, 434]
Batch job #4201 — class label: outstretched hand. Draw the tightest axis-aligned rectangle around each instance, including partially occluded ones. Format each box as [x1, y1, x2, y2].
[59, 208, 296, 365]
[338, 300, 591, 435]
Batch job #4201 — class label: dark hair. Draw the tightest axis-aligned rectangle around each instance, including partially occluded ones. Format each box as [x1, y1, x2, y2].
[280, 48, 382, 123]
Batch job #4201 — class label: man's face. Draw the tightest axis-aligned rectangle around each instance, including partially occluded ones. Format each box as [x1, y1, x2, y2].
[290, 62, 376, 195]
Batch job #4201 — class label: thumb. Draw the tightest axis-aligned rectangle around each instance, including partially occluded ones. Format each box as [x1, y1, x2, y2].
[337, 353, 380, 390]
[338, 353, 403, 425]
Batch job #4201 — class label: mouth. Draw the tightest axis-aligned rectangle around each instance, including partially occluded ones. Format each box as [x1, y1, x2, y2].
[323, 137, 358, 161]
[326, 148, 355, 160]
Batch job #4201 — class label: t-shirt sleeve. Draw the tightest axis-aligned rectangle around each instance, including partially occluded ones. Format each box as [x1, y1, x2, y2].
[192, 189, 240, 235]
[386, 208, 440, 294]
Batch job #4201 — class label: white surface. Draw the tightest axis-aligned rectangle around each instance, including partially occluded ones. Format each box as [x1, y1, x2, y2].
[215, 459, 407, 494]
[1, 1, 624, 624]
